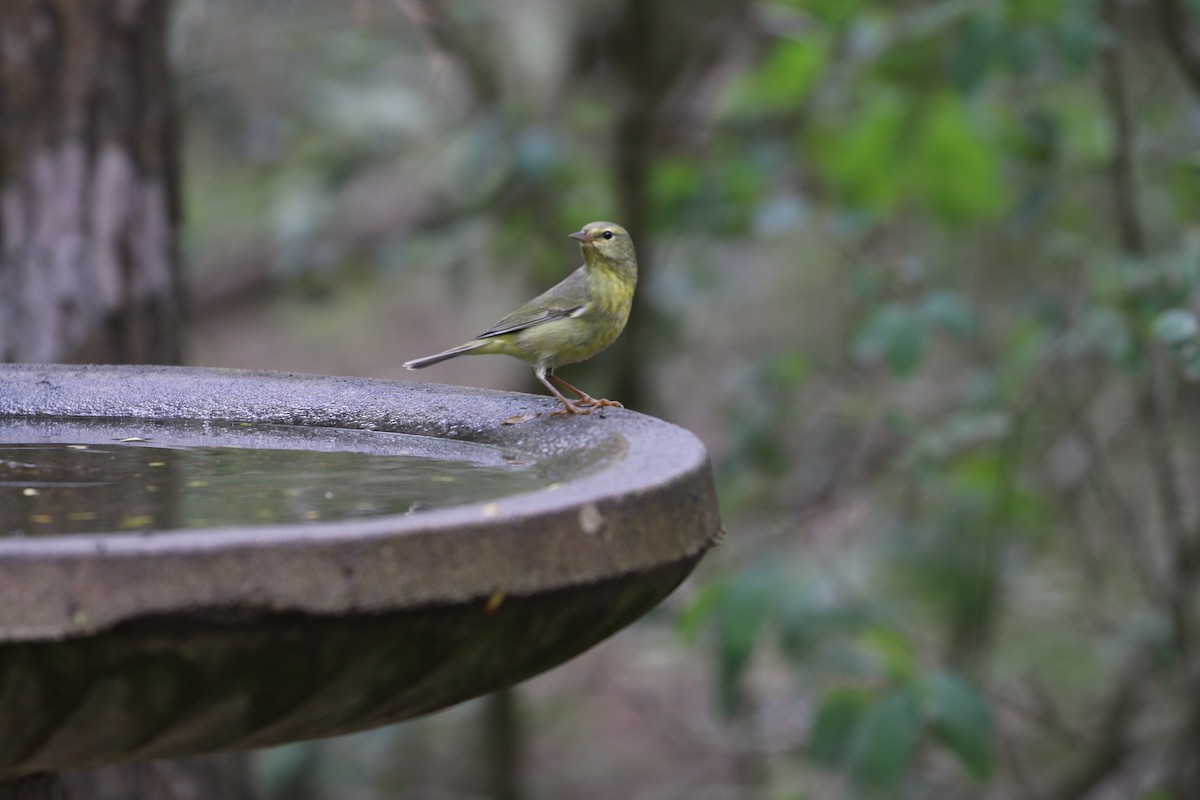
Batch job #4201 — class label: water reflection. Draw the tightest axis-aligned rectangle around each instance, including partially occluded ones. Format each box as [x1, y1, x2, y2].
[0, 422, 555, 537]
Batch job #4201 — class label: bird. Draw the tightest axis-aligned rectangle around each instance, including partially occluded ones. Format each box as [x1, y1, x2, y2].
[403, 221, 638, 415]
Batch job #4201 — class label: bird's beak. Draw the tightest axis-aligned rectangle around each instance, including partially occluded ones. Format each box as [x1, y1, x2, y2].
[569, 229, 593, 243]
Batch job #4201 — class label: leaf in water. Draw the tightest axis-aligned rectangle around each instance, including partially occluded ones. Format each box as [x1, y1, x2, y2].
[925, 671, 994, 782]
[847, 685, 923, 790]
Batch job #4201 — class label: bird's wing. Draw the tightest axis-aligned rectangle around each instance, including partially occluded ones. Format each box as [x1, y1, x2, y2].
[475, 266, 589, 339]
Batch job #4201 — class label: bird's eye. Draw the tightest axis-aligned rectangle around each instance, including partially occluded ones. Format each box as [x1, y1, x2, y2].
[602, 230, 614, 240]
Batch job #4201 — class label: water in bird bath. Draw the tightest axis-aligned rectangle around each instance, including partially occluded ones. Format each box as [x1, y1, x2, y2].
[0, 417, 560, 537]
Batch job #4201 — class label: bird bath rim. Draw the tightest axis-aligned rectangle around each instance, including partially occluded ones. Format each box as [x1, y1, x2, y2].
[0, 364, 720, 643]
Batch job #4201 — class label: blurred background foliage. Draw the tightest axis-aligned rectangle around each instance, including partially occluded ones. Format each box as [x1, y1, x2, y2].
[174, 0, 1200, 797]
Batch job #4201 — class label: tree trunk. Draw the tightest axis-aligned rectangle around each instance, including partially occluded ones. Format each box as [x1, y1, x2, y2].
[0, 4, 250, 798]
[0, 0, 183, 365]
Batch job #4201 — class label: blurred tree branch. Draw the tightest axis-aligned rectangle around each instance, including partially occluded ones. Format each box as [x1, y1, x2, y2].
[606, 0, 750, 411]
[1046, 659, 1139, 800]
[1072, 414, 1163, 602]
[391, 0, 501, 105]
[1097, 0, 1146, 257]
[1153, 0, 1200, 96]
[482, 687, 523, 800]
[1100, 0, 1200, 666]
[1093, 2, 1200, 796]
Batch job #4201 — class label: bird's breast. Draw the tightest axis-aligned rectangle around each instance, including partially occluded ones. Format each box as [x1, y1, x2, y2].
[516, 260, 635, 369]
[517, 306, 627, 369]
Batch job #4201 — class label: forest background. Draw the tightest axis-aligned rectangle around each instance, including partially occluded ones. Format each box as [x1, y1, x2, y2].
[16, 0, 1200, 798]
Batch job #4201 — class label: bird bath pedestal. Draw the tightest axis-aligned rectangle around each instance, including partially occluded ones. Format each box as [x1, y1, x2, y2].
[0, 364, 720, 797]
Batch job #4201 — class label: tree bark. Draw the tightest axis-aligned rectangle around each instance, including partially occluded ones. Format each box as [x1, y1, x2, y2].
[0, 0, 183, 365]
[0, 4, 251, 798]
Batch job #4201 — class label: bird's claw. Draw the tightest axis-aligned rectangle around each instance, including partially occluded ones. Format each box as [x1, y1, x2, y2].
[547, 396, 622, 416]
[571, 396, 622, 410]
[548, 403, 593, 416]
[505, 405, 594, 422]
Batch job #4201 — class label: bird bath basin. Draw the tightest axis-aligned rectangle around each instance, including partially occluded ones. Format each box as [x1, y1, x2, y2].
[0, 364, 720, 780]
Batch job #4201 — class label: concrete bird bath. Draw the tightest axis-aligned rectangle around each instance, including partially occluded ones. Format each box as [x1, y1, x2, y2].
[0, 364, 720, 791]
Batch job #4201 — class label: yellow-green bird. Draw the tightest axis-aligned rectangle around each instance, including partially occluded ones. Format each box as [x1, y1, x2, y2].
[403, 221, 637, 415]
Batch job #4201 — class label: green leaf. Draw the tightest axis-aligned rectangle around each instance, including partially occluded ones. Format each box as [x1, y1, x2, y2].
[676, 580, 724, 642]
[1152, 309, 1199, 346]
[1153, 308, 1200, 381]
[726, 38, 830, 114]
[951, 13, 1004, 92]
[652, 158, 702, 212]
[778, 588, 872, 664]
[860, 627, 918, 682]
[713, 569, 777, 717]
[1136, 789, 1176, 800]
[1053, 8, 1103, 69]
[915, 95, 1007, 224]
[816, 93, 908, 213]
[766, 351, 811, 389]
[853, 304, 926, 377]
[847, 686, 923, 790]
[1171, 158, 1200, 221]
[904, 411, 1013, 467]
[925, 672, 994, 782]
[809, 687, 870, 767]
[874, 34, 942, 87]
[796, 0, 864, 27]
[1006, 0, 1067, 23]
[919, 291, 978, 336]
[776, 582, 820, 661]
[1079, 306, 1133, 364]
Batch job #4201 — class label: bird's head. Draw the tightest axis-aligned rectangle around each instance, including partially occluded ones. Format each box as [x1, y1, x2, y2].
[569, 221, 636, 266]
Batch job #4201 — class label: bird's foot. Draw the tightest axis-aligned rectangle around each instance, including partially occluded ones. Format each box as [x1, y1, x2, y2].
[548, 399, 595, 416]
[546, 397, 622, 416]
[503, 405, 588, 423]
[569, 394, 623, 410]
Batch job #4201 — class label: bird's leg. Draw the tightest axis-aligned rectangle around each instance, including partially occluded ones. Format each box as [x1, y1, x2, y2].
[535, 368, 591, 415]
[548, 374, 623, 409]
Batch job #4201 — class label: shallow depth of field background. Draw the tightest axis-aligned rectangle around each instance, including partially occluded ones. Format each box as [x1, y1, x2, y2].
[174, 1, 1200, 798]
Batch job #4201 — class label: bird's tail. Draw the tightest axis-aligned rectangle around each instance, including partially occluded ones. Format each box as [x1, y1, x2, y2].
[403, 341, 485, 370]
